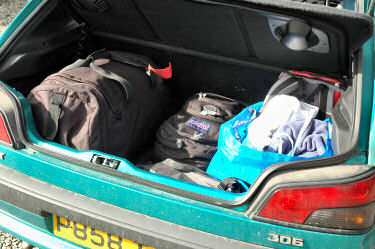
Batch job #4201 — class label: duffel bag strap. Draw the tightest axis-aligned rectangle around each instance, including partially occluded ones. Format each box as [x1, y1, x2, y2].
[91, 50, 172, 79]
[89, 50, 148, 69]
[59, 59, 91, 72]
[62, 49, 168, 82]
[303, 84, 328, 120]
[89, 62, 135, 103]
[260, 75, 297, 113]
[60, 53, 135, 103]
[45, 93, 67, 141]
[162, 159, 207, 173]
[293, 79, 329, 119]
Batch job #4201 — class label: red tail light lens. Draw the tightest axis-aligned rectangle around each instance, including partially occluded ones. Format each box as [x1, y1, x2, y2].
[258, 173, 375, 230]
[0, 115, 11, 144]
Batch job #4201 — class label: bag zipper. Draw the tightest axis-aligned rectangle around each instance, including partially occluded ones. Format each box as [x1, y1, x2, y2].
[35, 83, 101, 113]
[48, 74, 124, 119]
[160, 121, 219, 145]
[288, 70, 348, 91]
[34, 82, 109, 151]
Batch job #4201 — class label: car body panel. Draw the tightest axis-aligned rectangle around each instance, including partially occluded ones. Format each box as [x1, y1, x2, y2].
[0, 163, 374, 249]
[0, 201, 82, 249]
[0, 0, 374, 249]
[367, 24, 375, 164]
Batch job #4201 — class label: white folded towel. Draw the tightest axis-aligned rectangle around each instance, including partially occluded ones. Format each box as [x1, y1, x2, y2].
[243, 95, 318, 152]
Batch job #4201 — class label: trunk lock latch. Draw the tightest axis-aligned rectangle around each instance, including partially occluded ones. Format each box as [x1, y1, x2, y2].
[91, 154, 120, 169]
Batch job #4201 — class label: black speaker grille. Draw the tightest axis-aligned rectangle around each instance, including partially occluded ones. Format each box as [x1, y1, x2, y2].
[274, 26, 283, 40]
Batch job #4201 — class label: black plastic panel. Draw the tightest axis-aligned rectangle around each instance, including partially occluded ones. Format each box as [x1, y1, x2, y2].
[240, 10, 345, 75]
[68, 0, 373, 77]
[135, 0, 253, 57]
[70, 0, 159, 40]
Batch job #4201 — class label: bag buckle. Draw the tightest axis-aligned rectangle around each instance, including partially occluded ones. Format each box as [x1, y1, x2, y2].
[191, 132, 204, 140]
[176, 138, 183, 149]
[201, 105, 217, 116]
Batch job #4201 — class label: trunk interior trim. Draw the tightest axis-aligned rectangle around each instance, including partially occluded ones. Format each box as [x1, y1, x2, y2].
[93, 31, 285, 73]
[0, 0, 56, 58]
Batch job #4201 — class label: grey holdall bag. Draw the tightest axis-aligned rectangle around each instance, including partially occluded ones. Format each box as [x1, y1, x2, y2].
[28, 49, 172, 159]
[262, 71, 346, 119]
[153, 93, 245, 170]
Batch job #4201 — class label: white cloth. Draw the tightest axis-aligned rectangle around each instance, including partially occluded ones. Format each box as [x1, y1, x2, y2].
[243, 95, 318, 152]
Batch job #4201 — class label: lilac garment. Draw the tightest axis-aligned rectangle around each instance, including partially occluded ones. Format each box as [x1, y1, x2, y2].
[267, 119, 329, 158]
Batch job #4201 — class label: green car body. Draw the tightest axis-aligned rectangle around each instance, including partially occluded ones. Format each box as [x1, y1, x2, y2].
[0, 0, 374, 248]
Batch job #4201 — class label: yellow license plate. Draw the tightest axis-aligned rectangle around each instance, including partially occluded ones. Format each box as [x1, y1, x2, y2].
[53, 215, 155, 249]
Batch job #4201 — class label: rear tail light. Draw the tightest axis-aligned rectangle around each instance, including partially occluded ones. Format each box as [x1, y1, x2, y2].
[0, 115, 11, 144]
[305, 202, 375, 230]
[258, 173, 375, 231]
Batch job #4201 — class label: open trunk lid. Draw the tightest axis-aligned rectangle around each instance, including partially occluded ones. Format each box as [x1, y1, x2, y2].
[68, 0, 373, 78]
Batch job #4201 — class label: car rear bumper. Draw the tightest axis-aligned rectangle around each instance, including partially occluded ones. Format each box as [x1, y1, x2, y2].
[0, 163, 271, 249]
[0, 205, 82, 249]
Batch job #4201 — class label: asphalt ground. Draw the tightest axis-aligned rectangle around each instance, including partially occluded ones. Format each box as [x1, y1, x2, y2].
[0, 0, 28, 34]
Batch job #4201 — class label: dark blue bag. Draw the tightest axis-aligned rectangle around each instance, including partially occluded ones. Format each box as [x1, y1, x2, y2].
[206, 102, 333, 185]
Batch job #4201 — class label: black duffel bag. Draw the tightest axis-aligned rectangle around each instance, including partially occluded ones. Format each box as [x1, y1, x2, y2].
[28, 49, 172, 160]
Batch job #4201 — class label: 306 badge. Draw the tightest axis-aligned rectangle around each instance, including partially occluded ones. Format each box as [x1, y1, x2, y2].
[53, 215, 155, 249]
[268, 233, 304, 247]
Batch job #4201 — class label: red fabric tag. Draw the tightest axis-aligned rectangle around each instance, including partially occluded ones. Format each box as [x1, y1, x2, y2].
[333, 91, 341, 106]
[148, 63, 172, 79]
[288, 70, 343, 85]
[0, 115, 10, 144]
